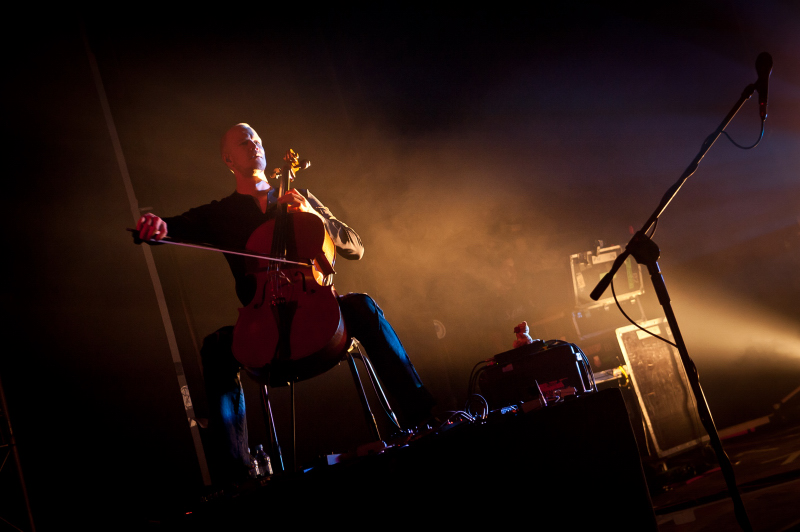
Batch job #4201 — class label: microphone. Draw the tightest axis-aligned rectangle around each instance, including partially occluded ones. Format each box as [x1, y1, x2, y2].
[755, 52, 773, 121]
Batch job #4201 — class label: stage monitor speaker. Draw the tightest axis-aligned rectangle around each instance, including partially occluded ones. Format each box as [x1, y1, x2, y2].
[616, 318, 706, 458]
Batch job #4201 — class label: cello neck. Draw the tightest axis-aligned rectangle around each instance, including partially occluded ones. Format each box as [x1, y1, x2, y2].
[271, 149, 309, 262]
[277, 148, 310, 214]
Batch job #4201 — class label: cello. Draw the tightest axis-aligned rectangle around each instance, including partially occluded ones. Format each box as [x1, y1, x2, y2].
[231, 149, 349, 385]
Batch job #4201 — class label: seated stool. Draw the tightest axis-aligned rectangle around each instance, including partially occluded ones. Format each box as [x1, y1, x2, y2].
[259, 338, 400, 472]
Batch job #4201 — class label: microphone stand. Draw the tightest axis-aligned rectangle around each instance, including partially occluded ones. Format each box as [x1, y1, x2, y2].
[590, 69, 766, 532]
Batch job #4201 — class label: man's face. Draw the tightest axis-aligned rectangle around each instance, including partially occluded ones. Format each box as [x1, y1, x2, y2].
[222, 125, 266, 177]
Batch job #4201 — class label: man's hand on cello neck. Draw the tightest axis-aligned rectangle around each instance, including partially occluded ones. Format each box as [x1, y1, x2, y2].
[277, 189, 323, 219]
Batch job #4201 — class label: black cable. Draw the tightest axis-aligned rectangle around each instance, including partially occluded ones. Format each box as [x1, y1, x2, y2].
[722, 120, 765, 149]
[611, 278, 677, 348]
[465, 394, 489, 420]
[467, 359, 490, 398]
[646, 218, 659, 239]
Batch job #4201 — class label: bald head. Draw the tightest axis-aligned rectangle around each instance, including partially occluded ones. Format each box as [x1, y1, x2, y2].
[220, 123, 267, 178]
[220, 123, 255, 159]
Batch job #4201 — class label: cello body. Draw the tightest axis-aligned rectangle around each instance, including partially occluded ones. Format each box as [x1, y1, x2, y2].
[231, 154, 349, 385]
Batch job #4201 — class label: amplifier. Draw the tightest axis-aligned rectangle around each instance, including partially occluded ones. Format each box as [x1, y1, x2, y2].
[477, 340, 596, 410]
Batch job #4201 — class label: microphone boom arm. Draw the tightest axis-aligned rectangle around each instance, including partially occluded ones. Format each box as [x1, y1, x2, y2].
[590, 77, 758, 302]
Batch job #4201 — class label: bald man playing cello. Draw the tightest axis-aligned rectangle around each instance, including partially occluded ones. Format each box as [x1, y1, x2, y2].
[136, 123, 434, 485]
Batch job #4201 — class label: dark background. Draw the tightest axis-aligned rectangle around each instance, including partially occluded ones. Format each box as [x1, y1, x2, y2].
[3, 3, 799, 528]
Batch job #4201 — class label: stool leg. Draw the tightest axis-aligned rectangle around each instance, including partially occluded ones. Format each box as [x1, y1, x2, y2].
[346, 353, 382, 441]
[291, 380, 297, 472]
[261, 384, 285, 472]
[358, 351, 401, 430]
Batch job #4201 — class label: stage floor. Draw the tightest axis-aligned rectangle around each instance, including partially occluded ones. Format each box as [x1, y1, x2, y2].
[653, 420, 800, 532]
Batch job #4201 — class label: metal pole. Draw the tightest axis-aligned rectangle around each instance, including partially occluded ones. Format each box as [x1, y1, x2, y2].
[81, 25, 211, 486]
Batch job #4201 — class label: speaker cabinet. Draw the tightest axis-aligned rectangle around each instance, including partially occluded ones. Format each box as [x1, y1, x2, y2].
[616, 318, 705, 458]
